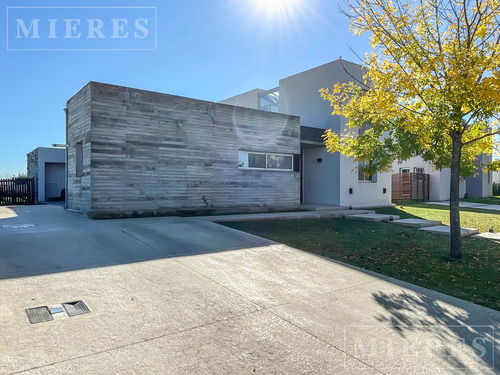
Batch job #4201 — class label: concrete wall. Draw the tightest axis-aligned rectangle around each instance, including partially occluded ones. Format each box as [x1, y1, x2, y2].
[302, 147, 340, 205]
[66, 84, 92, 212]
[26, 147, 66, 203]
[219, 89, 264, 109]
[67, 82, 300, 218]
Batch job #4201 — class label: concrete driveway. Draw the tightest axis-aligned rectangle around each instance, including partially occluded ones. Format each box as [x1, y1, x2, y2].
[0, 205, 498, 374]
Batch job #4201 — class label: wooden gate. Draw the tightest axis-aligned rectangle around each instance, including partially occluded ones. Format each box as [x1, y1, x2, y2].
[0, 178, 35, 205]
[392, 173, 429, 201]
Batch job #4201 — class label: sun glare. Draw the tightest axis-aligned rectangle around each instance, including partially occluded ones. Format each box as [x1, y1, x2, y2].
[252, 0, 302, 18]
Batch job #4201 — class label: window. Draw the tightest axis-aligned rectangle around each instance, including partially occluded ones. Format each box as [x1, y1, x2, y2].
[358, 161, 375, 182]
[267, 153, 293, 170]
[400, 168, 410, 174]
[414, 167, 425, 174]
[76, 141, 83, 177]
[259, 88, 279, 113]
[239, 151, 293, 171]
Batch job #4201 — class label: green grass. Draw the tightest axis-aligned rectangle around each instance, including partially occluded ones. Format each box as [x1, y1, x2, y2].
[221, 212, 500, 311]
[379, 201, 500, 232]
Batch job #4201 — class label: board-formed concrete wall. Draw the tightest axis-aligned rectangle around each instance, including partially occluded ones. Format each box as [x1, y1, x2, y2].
[66, 84, 92, 212]
[66, 82, 300, 218]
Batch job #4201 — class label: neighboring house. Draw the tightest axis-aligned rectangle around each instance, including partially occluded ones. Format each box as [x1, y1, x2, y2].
[392, 154, 493, 201]
[221, 59, 392, 208]
[465, 153, 493, 198]
[66, 82, 300, 218]
[392, 157, 467, 201]
[27, 147, 66, 203]
[492, 171, 500, 185]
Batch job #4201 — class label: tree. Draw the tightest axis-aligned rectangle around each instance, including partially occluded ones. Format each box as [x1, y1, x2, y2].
[321, 0, 500, 260]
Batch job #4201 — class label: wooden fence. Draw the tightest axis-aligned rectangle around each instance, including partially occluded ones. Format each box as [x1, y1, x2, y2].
[0, 178, 35, 205]
[392, 173, 429, 201]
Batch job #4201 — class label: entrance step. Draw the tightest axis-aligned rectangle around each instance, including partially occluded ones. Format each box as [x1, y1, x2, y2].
[300, 204, 348, 211]
[418, 225, 479, 237]
[345, 213, 400, 223]
[389, 218, 442, 228]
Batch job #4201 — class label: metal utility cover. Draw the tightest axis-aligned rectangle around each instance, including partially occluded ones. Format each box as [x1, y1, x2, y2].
[62, 301, 90, 317]
[25, 306, 54, 324]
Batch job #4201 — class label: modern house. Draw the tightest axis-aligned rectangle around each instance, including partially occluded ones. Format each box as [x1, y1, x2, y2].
[27, 147, 66, 203]
[221, 59, 392, 207]
[66, 82, 300, 218]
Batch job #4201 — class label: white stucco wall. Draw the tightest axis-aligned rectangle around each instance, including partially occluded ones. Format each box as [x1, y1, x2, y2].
[219, 89, 264, 109]
[302, 147, 340, 205]
[340, 155, 392, 207]
[278, 60, 362, 131]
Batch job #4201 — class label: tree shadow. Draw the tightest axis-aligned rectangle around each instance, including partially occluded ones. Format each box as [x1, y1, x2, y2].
[372, 288, 499, 372]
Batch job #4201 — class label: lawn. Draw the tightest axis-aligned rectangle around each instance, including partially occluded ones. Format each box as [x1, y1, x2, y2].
[221, 207, 500, 311]
[377, 201, 500, 232]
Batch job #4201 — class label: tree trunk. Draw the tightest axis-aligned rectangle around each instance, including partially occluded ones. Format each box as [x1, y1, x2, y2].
[449, 132, 462, 260]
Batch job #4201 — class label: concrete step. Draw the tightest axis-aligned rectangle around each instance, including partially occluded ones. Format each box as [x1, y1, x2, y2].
[418, 225, 479, 237]
[389, 218, 442, 228]
[472, 232, 500, 241]
[345, 213, 400, 223]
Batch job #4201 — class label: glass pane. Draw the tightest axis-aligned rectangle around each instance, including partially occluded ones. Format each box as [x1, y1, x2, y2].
[238, 152, 247, 168]
[259, 89, 279, 113]
[248, 153, 266, 169]
[358, 161, 373, 181]
[266, 154, 292, 170]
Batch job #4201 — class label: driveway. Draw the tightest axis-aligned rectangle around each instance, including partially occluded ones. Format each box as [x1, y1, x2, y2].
[0, 205, 498, 374]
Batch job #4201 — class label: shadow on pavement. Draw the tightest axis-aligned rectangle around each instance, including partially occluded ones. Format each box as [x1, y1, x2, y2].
[371, 289, 499, 373]
[0, 205, 273, 280]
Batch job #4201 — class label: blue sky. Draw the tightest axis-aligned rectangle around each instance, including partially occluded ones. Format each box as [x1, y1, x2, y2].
[0, 0, 370, 176]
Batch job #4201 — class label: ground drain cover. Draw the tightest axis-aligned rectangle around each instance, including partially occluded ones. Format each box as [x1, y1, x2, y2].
[3, 224, 36, 229]
[25, 306, 54, 324]
[62, 300, 90, 317]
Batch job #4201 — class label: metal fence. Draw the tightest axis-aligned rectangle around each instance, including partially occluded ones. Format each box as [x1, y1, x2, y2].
[0, 178, 36, 205]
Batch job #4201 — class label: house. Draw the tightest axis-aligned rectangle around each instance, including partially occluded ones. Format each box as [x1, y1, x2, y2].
[221, 59, 392, 208]
[392, 157, 467, 201]
[27, 147, 66, 203]
[392, 154, 493, 201]
[65, 82, 300, 218]
[465, 153, 493, 198]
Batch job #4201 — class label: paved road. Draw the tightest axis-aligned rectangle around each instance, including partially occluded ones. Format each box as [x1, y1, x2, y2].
[0, 205, 498, 374]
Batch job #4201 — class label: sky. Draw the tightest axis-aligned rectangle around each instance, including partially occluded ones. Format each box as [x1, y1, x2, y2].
[0, 0, 370, 177]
